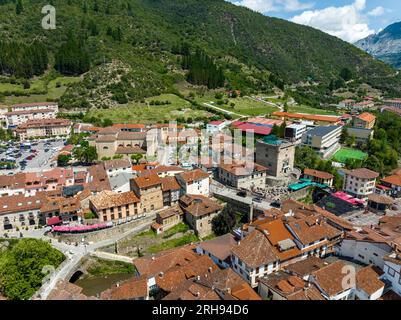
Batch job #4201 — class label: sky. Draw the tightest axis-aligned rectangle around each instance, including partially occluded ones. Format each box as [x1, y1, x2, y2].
[228, 0, 401, 43]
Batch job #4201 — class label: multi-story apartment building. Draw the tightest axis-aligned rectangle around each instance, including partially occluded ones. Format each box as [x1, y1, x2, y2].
[352, 112, 376, 129]
[6, 109, 57, 128]
[103, 159, 133, 178]
[130, 173, 164, 213]
[255, 136, 296, 178]
[231, 213, 342, 288]
[89, 190, 141, 222]
[176, 169, 210, 196]
[217, 161, 267, 190]
[14, 118, 71, 140]
[11, 102, 59, 113]
[301, 125, 342, 159]
[383, 99, 401, 109]
[284, 124, 307, 143]
[342, 168, 379, 199]
[160, 176, 181, 207]
[0, 168, 75, 197]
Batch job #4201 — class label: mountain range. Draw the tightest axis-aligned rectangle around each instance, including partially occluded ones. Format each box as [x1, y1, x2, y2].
[355, 22, 401, 69]
[0, 0, 400, 108]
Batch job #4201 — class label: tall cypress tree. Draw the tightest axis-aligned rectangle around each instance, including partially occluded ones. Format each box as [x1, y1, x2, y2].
[15, 0, 23, 15]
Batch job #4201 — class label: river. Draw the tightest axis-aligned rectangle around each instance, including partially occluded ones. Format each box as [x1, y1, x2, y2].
[74, 273, 134, 297]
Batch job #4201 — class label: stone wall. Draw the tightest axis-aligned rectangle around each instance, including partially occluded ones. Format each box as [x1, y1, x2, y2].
[280, 187, 311, 201]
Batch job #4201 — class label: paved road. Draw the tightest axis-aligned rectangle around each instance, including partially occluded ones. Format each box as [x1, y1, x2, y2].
[203, 102, 246, 118]
[245, 96, 283, 111]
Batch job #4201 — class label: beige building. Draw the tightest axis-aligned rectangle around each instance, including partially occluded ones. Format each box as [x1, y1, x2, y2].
[11, 102, 58, 112]
[89, 190, 141, 222]
[88, 127, 157, 160]
[6, 109, 57, 128]
[131, 173, 164, 213]
[14, 119, 72, 141]
[343, 168, 379, 199]
[353, 113, 376, 129]
[153, 205, 184, 234]
[218, 161, 267, 190]
[255, 136, 296, 178]
[179, 194, 223, 238]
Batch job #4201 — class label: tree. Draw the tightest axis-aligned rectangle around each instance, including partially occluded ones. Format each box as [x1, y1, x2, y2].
[15, 0, 23, 15]
[340, 68, 353, 81]
[212, 207, 236, 236]
[131, 154, 143, 164]
[73, 146, 98, 163]
[57, 154, 72, 167]
[23, 80, 30, 89]
[102, 118, 113, 127]
[55, 35, 90, 76]
[340, 127, 349, 144]
[0, 239, 65, 300]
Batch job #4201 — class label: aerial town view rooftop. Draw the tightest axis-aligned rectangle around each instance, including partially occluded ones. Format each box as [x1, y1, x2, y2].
[1, 0, 401, 312]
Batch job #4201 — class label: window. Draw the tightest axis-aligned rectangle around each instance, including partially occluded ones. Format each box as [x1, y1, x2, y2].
[387, 266, 396, 277]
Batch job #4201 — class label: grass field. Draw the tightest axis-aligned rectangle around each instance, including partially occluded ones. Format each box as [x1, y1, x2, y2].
[1, 76, 81, 105]
[87, 94, 212, 123]
[196, 93, 279, 117]
[331, 148, 368, 163]
[288, 104, 339, 115]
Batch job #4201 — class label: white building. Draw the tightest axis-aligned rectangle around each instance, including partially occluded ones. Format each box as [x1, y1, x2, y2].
[103, 159, 133, 178]
[336, 237, 393, 269]
[6, 109, 57, 128]
[176, 169, 210, 196]
[284, 123, 307, 143]
[11, 102, 59, 112]
[206, 121, 228, 134]
[342, 168, 379, 200]
[383, 253, 401, 296]
[301, 125, 342, 159]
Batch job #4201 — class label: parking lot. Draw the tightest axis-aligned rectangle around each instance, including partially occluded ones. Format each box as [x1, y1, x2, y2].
[0, 139, 66, 174]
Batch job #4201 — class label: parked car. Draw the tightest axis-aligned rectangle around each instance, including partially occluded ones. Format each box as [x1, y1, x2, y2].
[270, 201, 281, 208]
[253, 197, 263, 203]
[237, 190, 247, 197]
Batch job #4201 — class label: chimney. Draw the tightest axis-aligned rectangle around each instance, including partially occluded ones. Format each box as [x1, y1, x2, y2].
[152, 256, 155, 261]
[197, 275, 201, 281]
[159, 272, 164, 278]
[208, 267, 213, 273]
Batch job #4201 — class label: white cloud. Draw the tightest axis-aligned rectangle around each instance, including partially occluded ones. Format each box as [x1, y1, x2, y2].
[368, 6, 385, 17]
[233, 0, 314, 13]
[290, 0, 375, 43]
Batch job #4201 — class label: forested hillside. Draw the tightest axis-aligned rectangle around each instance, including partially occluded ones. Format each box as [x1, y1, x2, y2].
[0, 0, 400, 108]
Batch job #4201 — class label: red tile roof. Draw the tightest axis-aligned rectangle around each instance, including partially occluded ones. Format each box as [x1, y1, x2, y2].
[273, 111, 341, 123]
[132, 173, 162, 189]
[304, 168, 334, 180]
[356, 112, 376, 123]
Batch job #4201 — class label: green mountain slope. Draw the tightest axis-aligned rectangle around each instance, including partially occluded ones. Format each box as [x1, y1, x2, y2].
[0, 0, 399, 108]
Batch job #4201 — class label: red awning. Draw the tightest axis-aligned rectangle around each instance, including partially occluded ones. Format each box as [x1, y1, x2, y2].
[47, 216, 62, 226]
